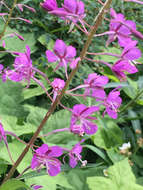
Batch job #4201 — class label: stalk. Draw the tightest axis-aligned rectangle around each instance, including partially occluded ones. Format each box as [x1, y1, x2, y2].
[0, 0, 17, 40]
[2, 0, 112, 183]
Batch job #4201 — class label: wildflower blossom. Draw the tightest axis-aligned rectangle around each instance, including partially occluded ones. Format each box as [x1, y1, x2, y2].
[41, 0, 86, 32]
[103, 88, 122, 119]
[84, 73, 108, 99]
[107, 8, 143, 47]
[51, 78, 65, 100]
[68, 142, 87, 168]
[70, 104, 99, 136]
[62, 0, 85, 23]
[46, 39, 76, 77]
[112, 40, 141, 81]
[31, 144, 63, 176]
[3, 45, 34, 83]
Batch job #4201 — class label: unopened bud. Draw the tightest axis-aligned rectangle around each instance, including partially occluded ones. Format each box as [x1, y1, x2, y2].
[135, 129, 141, 134]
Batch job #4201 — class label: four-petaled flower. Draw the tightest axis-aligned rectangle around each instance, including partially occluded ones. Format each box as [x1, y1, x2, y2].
[3, 45, 34, 84]
[46, 39, 76, 78]
[84, 73, 108, 99]
[107, 8, 143, 47]
[42, 0, 85, 24]
[62, 0, 85, 23]
[68, 141, 87, 168]
[31, 144, 63, 176]
[103, 88, 122, 119]
[70, 104, 99, 136]
[112, 40, 141, 81]
[51, 78, 65, 100]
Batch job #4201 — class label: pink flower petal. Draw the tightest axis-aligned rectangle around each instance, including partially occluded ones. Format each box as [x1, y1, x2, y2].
[46, 50, 58, 62]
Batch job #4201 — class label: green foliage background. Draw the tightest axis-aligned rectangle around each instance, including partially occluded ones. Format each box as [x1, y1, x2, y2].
[0, 0, 143, 189]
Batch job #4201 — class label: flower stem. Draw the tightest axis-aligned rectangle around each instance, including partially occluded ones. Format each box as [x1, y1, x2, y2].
[39, 128, 70, 138]
[0, 0, 17, 40]
[2, 0, 112, 184]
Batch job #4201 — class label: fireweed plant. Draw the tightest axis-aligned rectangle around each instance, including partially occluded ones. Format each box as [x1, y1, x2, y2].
[0, 0, 143, 188]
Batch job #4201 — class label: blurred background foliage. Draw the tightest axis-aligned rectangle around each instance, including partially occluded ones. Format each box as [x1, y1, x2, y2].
[0, 0, 143, 189]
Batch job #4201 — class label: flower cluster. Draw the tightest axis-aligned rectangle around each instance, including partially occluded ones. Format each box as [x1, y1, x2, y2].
[88, 8, 142, 81]
[41, 0, 85, 23]
[0, 0, 142, 183]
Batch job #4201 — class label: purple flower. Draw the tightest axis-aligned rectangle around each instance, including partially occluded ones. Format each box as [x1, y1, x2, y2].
[4, 45, 34, 83]
[51, 78, 65, 100]
[43, 0, 85, 29]
[62, 0, 85, 22]
[107, 8, 143, 47]
[112, 40, 141, 81]
[31, 144, 63, 176]
[70, 104, 99, 136]
[103, 88, 122, 119]
[112, 60, 138, 81]
[46, 39, 76, 77]
[40, 0, 58, 11]
[84, 73, 108, 99]
[68, 142, 87, 168]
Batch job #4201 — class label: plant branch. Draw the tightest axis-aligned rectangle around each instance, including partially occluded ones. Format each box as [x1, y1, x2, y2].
[0, 0, 17, 40]
[2, 0, 112, 184]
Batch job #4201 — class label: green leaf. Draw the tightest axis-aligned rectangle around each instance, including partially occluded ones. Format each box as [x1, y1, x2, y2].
[0, 80, 27, 118]
[84, 145, 110, 164]
[137, 177, 143, 186]
[132, 155, 143, 168]
[26, 105, 78, 146]
[1, 114, 36, 136]
[38, 34, 54, 49]
[87, 177, 117, 190]
[128, 110, 142, 138]
[22, 80, 50, 100]
[0, 179, 30, 190]
[123, 78, 138, 100]
[0, 20, 37, 53]
[106, 148, 125, 163]
[25, 173, 73, 190]
[92, 117, 123, 150]
[87, 159, 143, 190]
[0, 140, 32, 173]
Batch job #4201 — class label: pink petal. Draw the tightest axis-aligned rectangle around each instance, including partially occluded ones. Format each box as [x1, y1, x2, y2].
[54, 39, 66, 57]
[124, 48, 141, 60]
[92, 88, 106, 99]
[48, 146, 63, 157]
[83, 120, 98, 135]
[66, 45, 76, 59]
[81, 106, 99, 117]
[36, 144, 49, 154]
[47, 159, 61, 176]
[77, 1, 84, 15]
[106, 107, 118, 119]
[69, 155, 77, 168]
[64, 0, 77, 14]
[31, 155, 39, 169]
[46, 50, 58, 62]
